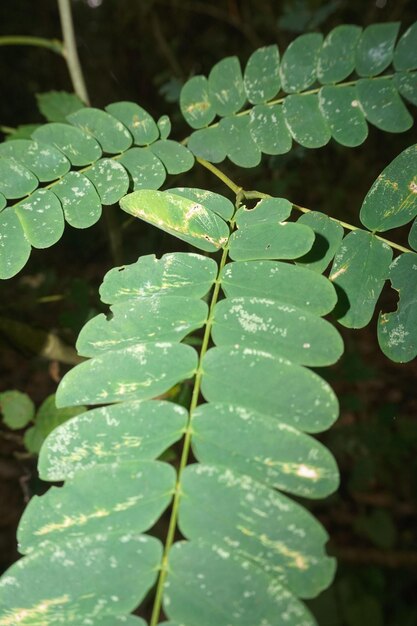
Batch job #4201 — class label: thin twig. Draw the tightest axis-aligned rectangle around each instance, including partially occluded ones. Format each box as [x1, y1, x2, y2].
[0, 35, 63, 55]
[57, 0, 90, 104]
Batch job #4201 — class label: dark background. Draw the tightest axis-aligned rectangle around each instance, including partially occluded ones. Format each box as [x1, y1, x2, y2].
[0, 1, 417, 624]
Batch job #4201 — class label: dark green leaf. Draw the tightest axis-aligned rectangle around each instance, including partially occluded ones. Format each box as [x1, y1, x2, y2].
[187, 126, 227, 163]
[54, 171, 102, 228]
[355, 22, 400, 76]
[409, 218, 417, 250]
[150, 140, 195, 174]
[36, 91, 85, 122]
[212, 296, 343, 366]
[99, 252, 217, 304]
[105, 102, 159, 145]
[318, 25, 362, 83]
[0, 208, 31, 279]
[118, 147, 166, 190]
[180, 76, 216, 129]
[208, 56, 246, 116]
[393, 71, 417, 106]
[283, 94, 331, 148]
[0, 139, 70, 182]
[330, 230, 393, 328]
[218, 116, 261, 167]
[378, 252, 417, 362]
[296, 211, 344, 273]
[84, 158, 130, 205]
[393, 21, 417, 71]
[222, 260, 337, 315]
[280, 33, 323, 93]
[202, 345, 339, 432]
[0, 156, 38, 199]
[68, 107, 133, 154]
[244, 45, 280, 104]
[356, 79, 413, 133]
[360, 144, 417, 232]
[249, 103, 292, 155]
[15, 189, 65, 248]
[32, 122, 102, 166]
[157, 115, 171, 140]
[319, 85, 368, 147]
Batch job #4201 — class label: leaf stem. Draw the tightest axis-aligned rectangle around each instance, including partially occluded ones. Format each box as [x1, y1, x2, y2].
[196, 157, 243, 194]
[150, 205, 238, 626]
[0, 35, 64, 55]
[57, 0, 90, 104]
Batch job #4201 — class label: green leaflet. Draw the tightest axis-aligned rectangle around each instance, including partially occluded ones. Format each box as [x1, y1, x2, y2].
[330, 230, 393, 328]
[120, 189, 229, 252]
[244, 45, 281, 104]
[0, 208, 31, 279]
[76, 295, 208, 357]
[54, 171, 102, 228]
[318, 25, 362, 84]
[355, 22, 400, 76]
[201, 345, 338, 433]
[118, 147, 166, 190]
[192, 403, 339, 498]
[0, 193, 6, 210]
[0, 139, 70, 181]
[15, 190, 64, 248]
[33, 122, 102, 165]
[356, 79, 413, 133]
[179, 464, 335, 598]
[157, 115, 171, 140]
[150, 139, 195, 174]
[283, 94, 331, 149]
[319, 85, 368, 147]
[378, 253, 417, 362]
[39, 400, 188, 481]
[249, 103, 292, 155]
[67, 107, 133, 153]
[84, 158, 130, 205]
[56, 341, 198, 406]
[360, 144, 417, 232]
[409, 218, 417, 251]
[393, 71, 417, 106]
[0, 534, 162, 625]
[212, 296, 343, 366]
[394, 21, 417, 71]
[99, 252, 218, 303]
[165, 541, 316, 626]
[187, 125, 227, 163]
[180, 75, 216, 129]
[279, 33, 323, 93]
[218, 116, 261, 168]
[36, 90, 85, 122]
[208, 56, 246, 117]
[105, 101, 159, 145]
[166, 188, 234, 220]
[0, 156, 38, 199]
[18, 461, 175, 552]
[221, 260, 337, 314]
[296, 211, 344, 273]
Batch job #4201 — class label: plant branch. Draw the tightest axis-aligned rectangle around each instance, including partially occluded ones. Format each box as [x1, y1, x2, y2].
[57, 0, 90, 104]
[196, 157, 243, 194]
[0, 35, 64, 55]
[150, 197, 240, 626]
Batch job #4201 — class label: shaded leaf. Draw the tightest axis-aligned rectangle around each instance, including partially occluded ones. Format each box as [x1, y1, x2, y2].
[0, 390, 35, 430]
[180, 76, 216, 129]
[355, 22, 400, 76]
[356, 79, 413, 133]
[283, 94, 331, 148]
[36, 91, 85, 123]
[118, 147, 166, 190]
[244, 45, 280, 104]
[15, 189, 65, 248]
[105, 102, 159, 145]
[280, 33, 323, 93]
[54, 171, 102, 228]
[67, 107, 132, 154]
[393, 71, 417, 106]
[378, 252, 417, 362]
[318, 25, 362, 84]
[249, 103, 292, 155]
[0, 208, 31, 279]
[208, 56, 246, 116]
[32, 122, 102, 166]
[157, 115, 171, 140]
[330, 230, 393, 328]
[150, 140, 195, 174]
[393, 20, 417, 71]
[360, 144, 417, 232]
[218, 116, 261, 167]
[187, 126, 227, 163]
[319, 85, 368, 147]
[296, 211, 344, 273]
